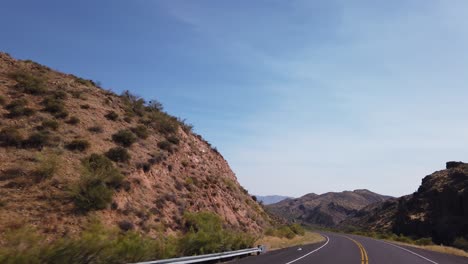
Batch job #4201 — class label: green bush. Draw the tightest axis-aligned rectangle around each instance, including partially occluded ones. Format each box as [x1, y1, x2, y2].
[121, 90, 146, 117]
[66, 116, 80, 125]
[5, 99, 35, 118]
[51, 90, 68, 100]
[0, 95, 5, 105]
[33, 152, 61, 182]
[414, 237, 433, 246]
[0, 127, 23, 147]
[179, 212, 255, 255]
[9, 70, 47, 95]
[105, 147, 131, 163]
[22, 131, 50, 149]
[112, 129, 137, 147]
[66, 139, 90, 152]
[105, 111, 119, 121]
[289, 223, 305, 236]
[71, 154, 124, 211]
[41, 119, 59, 131]
[265, 224, 303, 239]
[131, 125, 149, 139]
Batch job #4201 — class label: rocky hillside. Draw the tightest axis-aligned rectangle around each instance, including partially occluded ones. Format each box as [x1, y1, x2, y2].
[267, 189, 391, 227]
[0, 52, 269, 240]
[255, 195, 292, 205]
[344, 162, 468, 245]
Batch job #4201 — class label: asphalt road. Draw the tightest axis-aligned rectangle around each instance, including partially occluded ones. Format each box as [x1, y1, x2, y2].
[231, 232, 468, 264]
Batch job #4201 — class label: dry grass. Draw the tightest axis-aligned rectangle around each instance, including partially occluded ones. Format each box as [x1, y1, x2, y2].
[390, 241, 468, 258]
[257, 232, 324, 250]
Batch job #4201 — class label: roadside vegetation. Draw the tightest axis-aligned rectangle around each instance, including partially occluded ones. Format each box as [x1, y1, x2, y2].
[0, 212, 257, 264]
[258, 224, 324, 250]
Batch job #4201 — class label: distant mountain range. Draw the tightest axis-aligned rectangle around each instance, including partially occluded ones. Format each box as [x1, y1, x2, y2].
[255, 195, 292, 205]
[267, 189, 392, 227]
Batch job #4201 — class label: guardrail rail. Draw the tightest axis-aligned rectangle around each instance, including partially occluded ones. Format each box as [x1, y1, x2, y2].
[132, 246, 265, 264]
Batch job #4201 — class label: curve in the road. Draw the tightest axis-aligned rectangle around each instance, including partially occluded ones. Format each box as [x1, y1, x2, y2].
[378, 240, 438, 264]
[343, 235, 369, 264]
[284, 234, 330, 264]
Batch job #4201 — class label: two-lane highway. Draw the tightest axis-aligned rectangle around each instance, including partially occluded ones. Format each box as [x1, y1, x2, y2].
[232, 232, 468, 264]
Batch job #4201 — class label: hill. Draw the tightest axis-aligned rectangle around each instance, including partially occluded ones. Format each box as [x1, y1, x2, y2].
[255, 195, 292, 205]
[0, 52, 269, 240]
[343, 162, 468, 247]
[267, 189, 391, 227]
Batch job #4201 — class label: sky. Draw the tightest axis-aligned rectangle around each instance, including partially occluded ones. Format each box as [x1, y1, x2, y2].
[2, 0, 468, 197]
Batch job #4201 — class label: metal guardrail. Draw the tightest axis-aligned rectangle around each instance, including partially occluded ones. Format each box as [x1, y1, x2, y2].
[131, 246, 265, 264]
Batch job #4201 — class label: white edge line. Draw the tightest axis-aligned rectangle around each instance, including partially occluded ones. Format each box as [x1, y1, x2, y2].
[379, 240, 439, 264]
[284, 235, 330, 264]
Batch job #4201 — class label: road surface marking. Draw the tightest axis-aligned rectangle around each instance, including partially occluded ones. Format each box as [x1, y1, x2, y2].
[379, 240, 439, 264]
[344, 236, 369, 264]
[284, 234, 330, 264]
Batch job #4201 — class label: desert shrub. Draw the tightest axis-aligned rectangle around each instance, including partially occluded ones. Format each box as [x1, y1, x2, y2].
[394, 235, 412, 244]
[41, 119, 59, 131]
[146, 99, 163, 112]
[9, 69, 47, 94]
[0, 127, 23, 147]
[136, 162, 152, 172]
[167, 135, 180, 145]
[289, 223, 305, 236]
[0, 95, 5, 105]
[88, 125, 103, 133]
[148, 151, 165, 165]
[66, 116, 80, 125]
[414, 237, 433, 246]
[112, 129, 137, 147]
[121, 90, 146, 117]
[42, 96, 68, 118]
[5, 99, 35, 118]
[453, 237, 468, 251]
[105, 110, 119, 121]
[74, 77, 93, 86]
[80, 104, 90, 109]
[0, 168, 26, 181]
[22, 131, 50, 149]
[131, 125, 149, 139]
[105, 147, 131, 163]
[0, 223, 176, 264]
[179, 212, 255, 255]
[157, 140, 173, 152]
[118, 220, 134, 232]
[51, 90, 68, 100]
[33, 152, 61, 182]
[145, 111, 179, 135]
[70, 90, 85, 99]
[71, 154, 124, 211]
[66, 139, 90, 152]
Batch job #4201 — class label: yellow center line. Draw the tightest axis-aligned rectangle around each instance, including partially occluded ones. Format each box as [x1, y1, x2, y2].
[344, 236, 369, 264]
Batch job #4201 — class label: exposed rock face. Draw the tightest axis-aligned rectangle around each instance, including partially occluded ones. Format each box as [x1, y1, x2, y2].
[0, 52, 269, 239]
[267, 189, 391, 227]
[344, 162, 468, 245]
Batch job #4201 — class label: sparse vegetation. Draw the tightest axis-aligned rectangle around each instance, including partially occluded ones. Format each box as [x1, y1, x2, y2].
[112, 129, 137, 147]
[80, 104, 90, 109]
[66, 116, 80, 125]
[5, 99, 35, 118]
[9, 69, 47, 94]
[71, 154, 124, 211]
[42, 96, 68, 118]
[88, 125, 103, 133]
[0, 127, 23, 147]
[157, 140, 173, 152]
[22, 131, 50, 149]
[33, 152, 61, 181]
[167, 135, 180, 145]
[41, 119, 59, 131]
[105, 147, 131, 163]
[0, 95, 5, 105]
[453, 237, 468, 251]
[131, 125, 149, 139]
[65, 139, 90, 152]
[105, 110, 119, 121]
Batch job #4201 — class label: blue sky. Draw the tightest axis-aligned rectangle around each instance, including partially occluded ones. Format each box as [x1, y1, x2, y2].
[3, 0, 468, 197]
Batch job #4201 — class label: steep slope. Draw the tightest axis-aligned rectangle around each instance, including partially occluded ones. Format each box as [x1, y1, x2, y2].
[267, 189, 391, 227]
[0, 52, 269, 240]
[255, 195, 293, 205]
[344, 162, 468, 245]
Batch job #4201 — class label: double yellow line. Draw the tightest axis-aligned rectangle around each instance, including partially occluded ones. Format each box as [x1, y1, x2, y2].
[345, 236, 369, 264]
